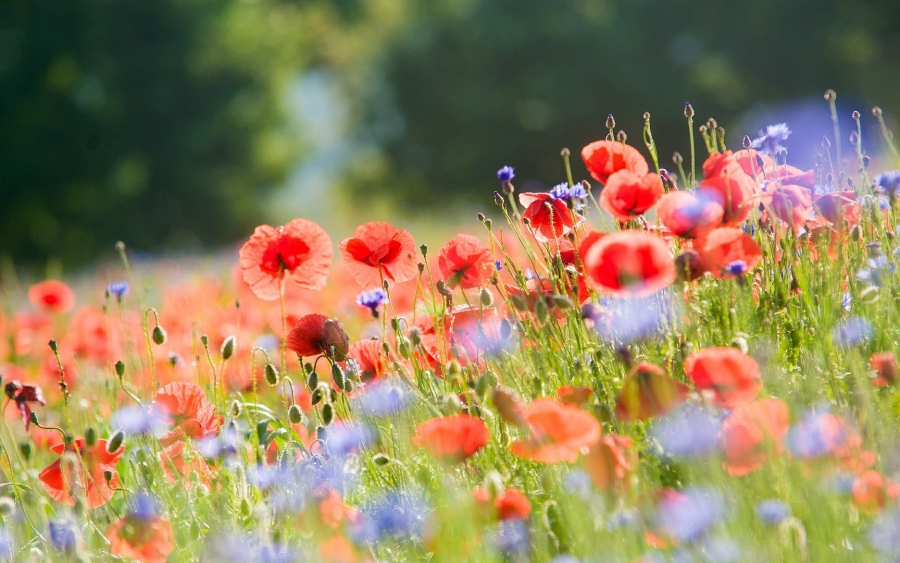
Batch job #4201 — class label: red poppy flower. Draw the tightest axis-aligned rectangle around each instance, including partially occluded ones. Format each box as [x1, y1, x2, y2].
[767, 184, 813, 234]
[347, 339, 388, 382]
[583, 434, 636, 492]
[736, 149, 815, 188]
[286, 314, 350, 361]
[412, 413, 490, 462]
[698, 151, 758, 225]
[28, 280, 75, 314]
[158, 442, 214, 487]
[153, 382, 221, 447]
[4, 380, 45, 430]
[719, 398, 789, 476]
[494, 487, 531, 521]
[852, 471, 900, 513]
[581, 231, 676, 297]
[581, 140, 649, 184]
[615, 362, 689, 422]
[870, 351, 899, 387]
[437, 234, 493, 289]
[339, 222, 418, 289]
[684, 347, 762, 409]
[656, 190, 724, 239]
[510, 398, 601, 463]
[599, 170, 663, 222]
[239, 218, 333, 301]
[699, 227, 762, 279]
[39, 439, 124, 508]
[107, 513, 175, 563]
[813, 192, 860, 232]
[556, 385, 593, 406]
[519, 192, 585, 242]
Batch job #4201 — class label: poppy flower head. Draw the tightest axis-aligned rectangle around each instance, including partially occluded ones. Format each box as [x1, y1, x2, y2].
[582, 231, 676, 297]
[719, 398, 790, 476]
[339, 222, 418, 289]
[813, 192, 860, 231]
[239, 218, 333, 301]
[615, 362, 689, 422]
[28, 280, 75, 314]
[684, 346, 763, 409]
[411, 413, 490, 462]
[286, 314, 350, 361]
[510, 398, 601, 463]
[494, 488, 532, 521]
[519, 191, 585, 242]
[870, 351, 899, 387]
[767, 184, 813, 233]
[700, 227, 762, 280]
[39, 439, 125, 508]
[5, 380, 46, 430]
[107, 511, 175, 563]
[437, 234, 493, 289]
[152, 382, 221, 447]
[581, 140, 649, 184]
[599, 170, 664, 222]
[656, 190, 724, 239]
[583, 434, 636, 491]
[698, 151, 758, 225]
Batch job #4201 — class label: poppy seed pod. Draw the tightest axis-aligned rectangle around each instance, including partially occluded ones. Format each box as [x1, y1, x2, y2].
[221, 336, 235, 360]
[20, 442, 31, 461]
[288, 404, 304, 424]
[152, 326, 167, 345]
[264, 363, 279, 386]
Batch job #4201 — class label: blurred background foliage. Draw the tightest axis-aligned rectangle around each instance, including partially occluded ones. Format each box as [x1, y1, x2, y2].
[1, 0, 899, 267]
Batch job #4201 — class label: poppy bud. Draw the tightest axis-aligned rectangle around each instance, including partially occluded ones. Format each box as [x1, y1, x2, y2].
[373, 453, 391, 466]
[322, 319, 350, 362]
[114, 361, 125, 378]
[742, 135, 752, 149]
[311, 387, 323, 406]
[440, 393, 463, 415]
[484, 218, 492, 229]
[398, 338, 411, 360]
[321, 403, 334, 426]
[509, 294, 528, 311]
[672, 152, 683, 165]
[152, 326, 167, 345]
[19, 443, 31, 461]
[822, 136, 831, 149]
[616, 130, 627, 143]
[230, 400, 242, 418]
[221, 336, 235, 360]
[30, 412, 39, 426]
[418, 262, 425, 273]
[479, 288, 494, 307]
[477, 212, 485, 222]
[103, 470, 113, 486]
[494, 191, 505, 205]
[316, 426, 327, 441]
[331, 364, 345, 392]
[84, 428, 97, 447]
[48, 340, 58, 353]
[240, 498, 250, 517]
[684, 102, 694, 118]
[534, 299, 549, 324]
[552, 295, 573, 309]
[288, 404, 304, 424]
[860, 285, 879, 304]
[264, 363, 279, 386]
[107, 430, 124, 453]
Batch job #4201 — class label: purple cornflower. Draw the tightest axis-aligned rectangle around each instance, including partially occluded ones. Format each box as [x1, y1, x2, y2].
[655, 487, 724, 543]
[650, 405, 721, 458]
[549, 182, 588, 201]
[756, 500, 791, 524]
[111, 404, 167, 436]
[351, 492, 428, 543]
[876, 171, 900, 196]
[356, 289, 387, 312]
[868, 510, 900, 554]
[494, 260, 503, 271]
[497, 166, 516, 183]
[130, 492, 160, 521]
[353, 381, 410, 417]
[107, 281, 130, 300]
[490, 520, 531, 558]
[751, 123, 792, 155]
[832, 315, 873, 347]
[725, 260, 748, 277]
[49, 520, 79, 553]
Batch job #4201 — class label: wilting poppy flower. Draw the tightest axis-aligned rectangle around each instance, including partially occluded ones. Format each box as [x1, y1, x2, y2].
[767, 184, 813, 234]
[239, 218, 333, 300]
[494, 488, 532, 521]
[656, 191, 724, 239]
[153, 382, 221, 447]
[4, 380, 45, 430]
[510, 399, 601, 463]
[581, 140, 649, 184]
[412, 414, 489, 462]
[28, 280, 75, 314]
[700, 227, 762, 279]
[583, 434, 636, 492]
[437, 234, 494, 289]
[39, 439, 124, 508]
[286, 314, 350, 361]
[698, 151, 758, 225]
[107, 508, 175, 563]
[684, 347, 762, 409]
[599, 170, 664, 222]
[871, 351, 899, 387]
[814, 192, 861, 231]
[719, 398, 789, 476]
[582, 231, 676, 297]
[520, 191, 585, 241]
[339, 222, 418, 289]
[615, 363, 689, 422]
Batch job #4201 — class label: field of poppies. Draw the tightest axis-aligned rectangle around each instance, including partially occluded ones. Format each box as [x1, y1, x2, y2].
[3, 96, 900, 562]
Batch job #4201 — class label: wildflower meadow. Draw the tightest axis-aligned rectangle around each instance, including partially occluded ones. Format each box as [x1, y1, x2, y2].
[4, 93, 900, 562]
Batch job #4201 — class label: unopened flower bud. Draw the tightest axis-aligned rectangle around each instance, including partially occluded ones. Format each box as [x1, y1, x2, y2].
[106, 430, 124, 453]
[288, 404, 304, 425]
[48, 340, 58, 353]
[479, 288, 494, 307]
[114, 361, 125, 377]
[331, 364, 345, 392]
[84, 428, 97, 447]
[552, 295, 573, 309]
[373, 453, 391, 466]
[19, 442, 31, 461]
[321, 403, 334, 426]
[264, 363, 279, 386]
[221, 336, 235, 360]
[229, 400, 242, 418]
[152, 326, 167, 345]
[684, 102, 694, 118]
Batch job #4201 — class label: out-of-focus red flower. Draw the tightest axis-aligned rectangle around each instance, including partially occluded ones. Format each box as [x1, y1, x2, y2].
[767, 184, 813, 234]
[736, 149, 815, 188]
[583, 434, 636, 492]
[852, 470, 900, 513]
[495, 488, 531, 521]
[520, 192, 584, 242]
[556, 385, 593, 406]
[339, 222, 418, 289]
[581, 140, 649, 184]
[699, 227, 762, 279]
[39, 439, 124, 508]
[437, 234, 493, 289]
[318, 535, 363, 563]
[28, 280, 75, 314]
[152, 382, 221, 447]
[159, 442, 214, 487]
[698, 151, 758, 225]
[317, 488, 360, 529]
[239, 218, 333, 301]
[814, 192, 861, 232]
[684, 347, 762, 409]
[286, 314, 350, 361]
[4, 380, 45, 430]
[656, 190, 724, 239]
[599, 170, 663, 222]
[510, 398, 601, 463]
[582, 231, 675, 297]
[107, 513, 175, 563]
[719, 398, 789, 476]
[870, 351, 899, 387]
[412, 413, 490, 462]
[615, 363, 689, 422]
[347, 339, 388, 382]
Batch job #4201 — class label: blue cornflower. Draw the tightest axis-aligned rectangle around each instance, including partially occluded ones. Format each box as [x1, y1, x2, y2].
[725, 260, 747, 277]
[876, 170, 900, 195]
[351, 492, 428, 543]
[490, 520, 531, 558]
[130, 492, 159, 521]
[856, 255, 895, 287]
[655, 487, 724, 543]
[497, 166, 515, 183]
[49, 520, 79, 552]
[353, 381, 410, 417]
[494, 259, 503, 271]
[111, 404, 166, 436]
[107, 281, 130, 301]
[650, 405, 721, 459]
[832, 315, 873, 347]
[756, 500, 791, 524]
[751, 123, 792, 155]
[868, 510, 900, 554]
[549, 182, 588, 201]
[356, 289, 387, 312]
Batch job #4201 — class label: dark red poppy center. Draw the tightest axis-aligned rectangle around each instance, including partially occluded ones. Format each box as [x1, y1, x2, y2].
[261, 236, 311, 274]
